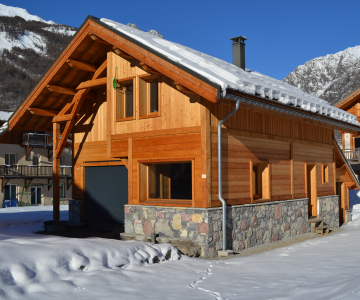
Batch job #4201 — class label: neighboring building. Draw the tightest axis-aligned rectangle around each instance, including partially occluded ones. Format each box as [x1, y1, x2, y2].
[0, 112, 72, 206]
[334, 91, 360, 178]
[6, 16, 360, 257]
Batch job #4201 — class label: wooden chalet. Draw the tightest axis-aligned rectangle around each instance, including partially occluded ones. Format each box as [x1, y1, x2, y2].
[7, 16, 360, 256]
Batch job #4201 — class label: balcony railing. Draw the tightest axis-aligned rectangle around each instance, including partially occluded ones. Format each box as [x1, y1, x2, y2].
[0, 165, 72, 178]
[342, 148, 360, 163]
[22, 133, 53, 148]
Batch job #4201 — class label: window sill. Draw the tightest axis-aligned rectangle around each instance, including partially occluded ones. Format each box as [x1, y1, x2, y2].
[116, 117, 135, 122]
[139, 199, 192, 207]
[139, 113, 160, 119]
[253, 198, 271, 203]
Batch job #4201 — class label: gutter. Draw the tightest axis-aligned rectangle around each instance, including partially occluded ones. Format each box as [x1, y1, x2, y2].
[226, 93, 360, 133]
[218, 98, 241, 252]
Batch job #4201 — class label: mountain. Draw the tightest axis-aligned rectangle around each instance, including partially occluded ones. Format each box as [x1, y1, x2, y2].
[0, 3, 77, 111]
[282, 46, 360, 106]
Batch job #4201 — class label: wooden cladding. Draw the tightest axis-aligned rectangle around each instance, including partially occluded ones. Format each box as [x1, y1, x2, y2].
[210, 132, 335, 208]
[209, 102, 334, 145]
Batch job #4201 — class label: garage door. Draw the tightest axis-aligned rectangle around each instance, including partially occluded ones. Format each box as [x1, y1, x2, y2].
[85, 165, 128, 224]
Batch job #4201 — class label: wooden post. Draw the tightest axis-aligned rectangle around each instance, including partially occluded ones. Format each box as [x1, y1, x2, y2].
[53, 122, 60, 222]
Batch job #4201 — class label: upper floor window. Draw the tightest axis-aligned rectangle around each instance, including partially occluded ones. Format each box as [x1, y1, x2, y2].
[116, 78, 135, 121]
[139, 75, 160, 118]
[5, 153, 16, 166]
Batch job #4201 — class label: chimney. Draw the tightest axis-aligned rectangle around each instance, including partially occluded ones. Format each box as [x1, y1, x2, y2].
[230, 36, 247, 70]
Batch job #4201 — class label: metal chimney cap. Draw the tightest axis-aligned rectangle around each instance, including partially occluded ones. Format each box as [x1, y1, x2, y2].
[230, 36, 247, 44]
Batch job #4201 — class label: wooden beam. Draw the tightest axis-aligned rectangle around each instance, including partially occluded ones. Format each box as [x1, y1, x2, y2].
[52, 114, 73, 123]
[54, 89, 89, 159]
[113, 46, 134, 59]
[1, 178, 9, 193]
[47, 85, 76, 95]
[174, 81, 196, 94]
[47, 84, 97, 100]
[53, 55, 109, 164]
[25, 146, 33, 160]
[140, 62, 162, 74]
[93, 59, 107, 79]
[89, 33, 110, 45]
[66, 59, 97, 72]
[28, 108, 59, 117]
[76, 77, 107, 90]
[57, 102, 73, 117]
[53, 122, 60, 222]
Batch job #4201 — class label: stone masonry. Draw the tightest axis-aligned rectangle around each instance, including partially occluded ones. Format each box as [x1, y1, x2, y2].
[124, 197, 339, 258]
[317, 195, 339, 228]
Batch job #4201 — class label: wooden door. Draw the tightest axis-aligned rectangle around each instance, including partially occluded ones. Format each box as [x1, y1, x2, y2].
[307, 164, 317, 217]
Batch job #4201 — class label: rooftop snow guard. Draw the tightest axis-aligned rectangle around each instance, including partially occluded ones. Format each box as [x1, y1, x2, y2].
[100, 18, 360, 127]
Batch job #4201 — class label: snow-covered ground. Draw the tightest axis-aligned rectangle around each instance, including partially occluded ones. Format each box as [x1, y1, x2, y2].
[1, 206, 360, 299]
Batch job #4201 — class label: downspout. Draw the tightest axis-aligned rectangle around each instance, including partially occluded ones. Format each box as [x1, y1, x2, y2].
[218, 98, 241, 251]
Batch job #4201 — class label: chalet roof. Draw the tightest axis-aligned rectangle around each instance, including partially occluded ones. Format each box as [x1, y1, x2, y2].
[101, 18, 359, 126]
[335, 87, 360, 110]
[7, 16, 360, 134]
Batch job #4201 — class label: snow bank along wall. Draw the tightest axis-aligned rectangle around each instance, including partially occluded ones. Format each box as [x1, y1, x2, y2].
[124, 195, 339, 258]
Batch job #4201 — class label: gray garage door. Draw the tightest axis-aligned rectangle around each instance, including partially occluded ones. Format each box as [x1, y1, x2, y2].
[85, 165, 128, 224]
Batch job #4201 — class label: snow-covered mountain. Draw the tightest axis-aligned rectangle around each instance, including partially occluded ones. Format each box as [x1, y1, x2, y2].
[283, 46, 360, 105]
[0, 3, 76, 110]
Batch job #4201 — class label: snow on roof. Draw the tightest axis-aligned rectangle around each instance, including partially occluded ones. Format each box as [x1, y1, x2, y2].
[0, 111, 13, 122]
[100, 18, 360, 126]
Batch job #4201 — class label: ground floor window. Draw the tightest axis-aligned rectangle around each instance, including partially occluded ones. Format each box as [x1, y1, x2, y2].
[252, 162, 270, 200]
[4, 184, 16, 200]
[322, 164, 329, 184]
[31, 186, 42, 205]
[141, 161, 192, 201]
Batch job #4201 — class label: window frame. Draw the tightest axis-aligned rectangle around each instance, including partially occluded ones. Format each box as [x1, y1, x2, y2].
[30, 186, 42, 205]
[32, 155, 39, 166]
[251, 161, 271, 201]
[4, 184, 17, 200]
[138, 158, 194, 204]
[138, 74, 161, 119]
[322, 164, 329, 184]
[115, 76, 136, 122]
[5, 153, 16, 166]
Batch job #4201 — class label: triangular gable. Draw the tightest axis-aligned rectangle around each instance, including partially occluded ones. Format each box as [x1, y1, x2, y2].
[8, 16, 221, 132]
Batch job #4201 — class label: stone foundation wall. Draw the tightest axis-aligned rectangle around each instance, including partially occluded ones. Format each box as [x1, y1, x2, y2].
[317, 195, 339, 228]
[124, 198, 313, 258]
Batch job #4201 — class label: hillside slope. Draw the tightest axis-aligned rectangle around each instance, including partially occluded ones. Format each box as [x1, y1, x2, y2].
[0, 4, 76, 111]
[283, 46, 360, 105]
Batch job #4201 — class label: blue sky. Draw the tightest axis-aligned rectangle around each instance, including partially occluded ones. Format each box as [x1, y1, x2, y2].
[3, 0, 360, 80]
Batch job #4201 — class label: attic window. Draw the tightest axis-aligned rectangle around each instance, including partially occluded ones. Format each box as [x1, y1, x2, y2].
[139, 75, 161, 118]
[116, 78, 135, 121]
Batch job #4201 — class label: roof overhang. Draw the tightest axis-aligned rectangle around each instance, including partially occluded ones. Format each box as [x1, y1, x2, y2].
[224, 90, 360, 134]
[335, 87, 360, 111]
